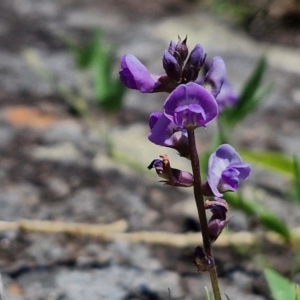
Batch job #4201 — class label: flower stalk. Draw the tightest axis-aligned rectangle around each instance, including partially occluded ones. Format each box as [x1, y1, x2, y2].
[188, 129, 222, 300]
[119, 36, 251, 300]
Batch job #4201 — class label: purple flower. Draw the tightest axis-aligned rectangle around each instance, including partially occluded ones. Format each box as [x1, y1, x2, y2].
[207, 144, 251, 197]
[148, 112, 190, 158]
[163, 82, 219, 129]
[216, 81, 239, 111]
[148, 155, 193, 187]
[203, 56, 226, 98]
[119, 54, 161, 93]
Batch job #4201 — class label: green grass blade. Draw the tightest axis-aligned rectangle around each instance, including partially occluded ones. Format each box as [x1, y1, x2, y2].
[292, 156, 300, 205]
[225, 193, 291, 240]
[239, 149, 294, 178]
[221, 56, 268, 126]
[264, 268, 295, 300]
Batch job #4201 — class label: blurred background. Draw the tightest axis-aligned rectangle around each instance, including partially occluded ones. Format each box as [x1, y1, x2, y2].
[0, 0, 300, 299]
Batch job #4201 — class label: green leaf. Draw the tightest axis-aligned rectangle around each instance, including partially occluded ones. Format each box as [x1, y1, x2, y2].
[256, 207, 291, 240]
[295, 285, 300, 300]
[70, 29, 103, 69]
[291, 156, 300, 205]
[224, 193, 291, 240]
[239, 149, 294, 178]
[221, 56, 269, 126]
[264, 268, 295, 300]
[91, 37, 125, 112]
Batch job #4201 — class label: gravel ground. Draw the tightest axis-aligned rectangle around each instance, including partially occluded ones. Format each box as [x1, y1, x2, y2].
[0, 0, 300, 299]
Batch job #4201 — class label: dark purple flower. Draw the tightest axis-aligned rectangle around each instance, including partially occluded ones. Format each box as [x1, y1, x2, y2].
[163, 82, 219, 129]
[173, 36, 188, 63]
[148, 112, 190, 158]
[216, 80, 239, 111]
[207, 144, 251, 197]
[147, 155, 193, 187]
[205, 198, 229, 242]
[119, 54, 161, 93]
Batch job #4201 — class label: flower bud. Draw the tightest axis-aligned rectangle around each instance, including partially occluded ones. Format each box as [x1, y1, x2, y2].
[205, 198, 229, 242]
[174, 36, 188, 64]
[182, 44, 206, 82]
[194, 246, 215, 272]
[163, 50, 182, 82]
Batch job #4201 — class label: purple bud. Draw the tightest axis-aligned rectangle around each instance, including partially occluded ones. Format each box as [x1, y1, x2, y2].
[168, 40, 177, 54]
[204, 56, 226, 98]
[205, 198, 229, 242]
[163, 50, 182, 82]
[174, 36, 189, 63]
[208, 218, 229, 242]
[182, 44, 206, 82]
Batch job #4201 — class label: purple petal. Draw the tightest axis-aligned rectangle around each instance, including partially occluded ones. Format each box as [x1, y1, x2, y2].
[148, 112, 163, 129]
[147, 159, 163, 171]
[148, 113, 189, 157]
[204, 56, 226, 98]
[174, 104, 206, 128]
[214, 144, 243, 164]
[221, 168, 240, 192]
[119, 54, 159, 93]
[163, 82, 218, 129]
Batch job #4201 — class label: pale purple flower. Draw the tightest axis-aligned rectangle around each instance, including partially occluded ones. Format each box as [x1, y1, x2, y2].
[216, 81, 239, 111]
[207, 144, 251, 197]
[148, 112, 190, 158]
[163, 82, 219, 129]
[203, 56, 226, 98]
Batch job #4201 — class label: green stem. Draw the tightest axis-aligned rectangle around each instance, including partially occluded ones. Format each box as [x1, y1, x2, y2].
[187, 129, 222, 300]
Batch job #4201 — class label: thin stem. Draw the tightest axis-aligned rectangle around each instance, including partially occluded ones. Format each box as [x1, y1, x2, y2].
[187, 129, 222, 300]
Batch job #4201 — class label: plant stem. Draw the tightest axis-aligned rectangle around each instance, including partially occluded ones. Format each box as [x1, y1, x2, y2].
[187, 129, 222, 300]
